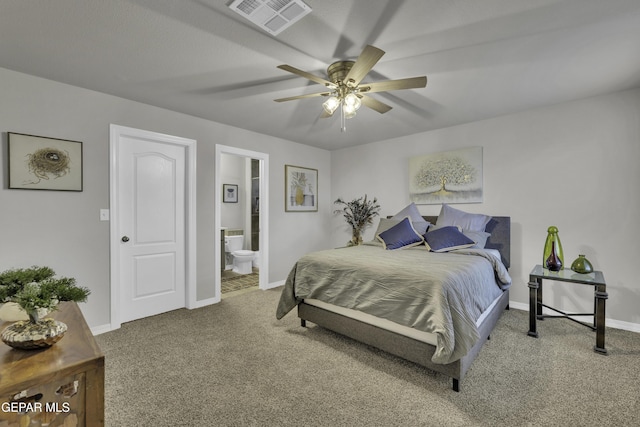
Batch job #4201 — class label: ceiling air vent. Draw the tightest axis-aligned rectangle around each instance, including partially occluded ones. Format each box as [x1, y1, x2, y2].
[229, 0, 312, 36]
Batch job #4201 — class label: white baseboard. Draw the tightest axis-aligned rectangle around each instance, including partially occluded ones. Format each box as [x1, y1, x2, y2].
[264, 280, 285, 290]
[91, 299, 640, 336]
[188, 296, 219, 309]
[91, 296, 219, 335]
[509, 301, 640, 333]
[508, 301, 529, 312]
[91, 323, 112, 336]
[605, 318, 640, 333]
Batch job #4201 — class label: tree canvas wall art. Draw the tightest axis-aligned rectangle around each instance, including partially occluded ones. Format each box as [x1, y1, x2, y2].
[409, 147, 482, 204]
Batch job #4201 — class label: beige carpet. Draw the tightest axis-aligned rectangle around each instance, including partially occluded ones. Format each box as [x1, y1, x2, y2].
[96, 287, 640, 426]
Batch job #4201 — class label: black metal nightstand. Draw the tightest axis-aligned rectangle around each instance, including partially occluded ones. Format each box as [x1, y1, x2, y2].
[527, 264, 607, 354]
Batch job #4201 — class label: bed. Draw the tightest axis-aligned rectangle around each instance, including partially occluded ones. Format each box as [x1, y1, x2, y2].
[276, 213, 511, 392]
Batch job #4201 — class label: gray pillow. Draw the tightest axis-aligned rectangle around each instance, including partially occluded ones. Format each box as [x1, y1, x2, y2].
[436, 204, 491, 232]
[392, 202, 430, 235]
[462, 230, 491, 249]
[372, 218, 401, 239]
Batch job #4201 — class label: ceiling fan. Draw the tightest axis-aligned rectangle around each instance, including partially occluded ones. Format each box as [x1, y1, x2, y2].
[274, 45, 427, 131]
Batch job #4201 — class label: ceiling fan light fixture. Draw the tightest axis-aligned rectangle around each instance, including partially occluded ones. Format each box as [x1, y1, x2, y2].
[343, 102, 358, 119]
[274, 45, 427, 133]
[343, 92, 361, 111]
[322, 96, 340, 115]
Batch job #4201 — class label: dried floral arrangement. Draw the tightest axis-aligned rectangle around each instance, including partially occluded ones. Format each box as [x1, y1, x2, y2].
[334, 195, 381, 246]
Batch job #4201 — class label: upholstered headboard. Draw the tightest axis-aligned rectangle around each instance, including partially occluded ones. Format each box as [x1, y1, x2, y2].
[422, 215, 511, 269]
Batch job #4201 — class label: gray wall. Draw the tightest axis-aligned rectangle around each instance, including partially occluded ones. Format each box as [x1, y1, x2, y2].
[0, 67, 332, 329]
[331, 88, 640, 328]
[2, 65, 638, 331]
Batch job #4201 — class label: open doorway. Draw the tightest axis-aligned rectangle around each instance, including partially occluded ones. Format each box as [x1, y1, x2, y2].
[220, 156, 259, 295]
[214, 145, 269, 301]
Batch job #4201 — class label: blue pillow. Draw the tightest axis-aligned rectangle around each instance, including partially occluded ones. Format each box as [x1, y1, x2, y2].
[424, 226, 476, 252]
[376, 217, 424, 250]
[391, 203, 430, 235]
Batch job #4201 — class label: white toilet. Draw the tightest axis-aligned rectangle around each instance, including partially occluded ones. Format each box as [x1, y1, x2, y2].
[224, 235, 255, 275]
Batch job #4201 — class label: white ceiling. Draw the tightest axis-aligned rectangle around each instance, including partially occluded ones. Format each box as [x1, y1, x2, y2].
[2, 0, 640, 150]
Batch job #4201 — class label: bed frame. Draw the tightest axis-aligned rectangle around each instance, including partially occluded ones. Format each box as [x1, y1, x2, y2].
[297, 216, 511, 392]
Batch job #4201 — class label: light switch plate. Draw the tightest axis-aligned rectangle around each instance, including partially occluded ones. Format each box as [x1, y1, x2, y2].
[100, 209, 110, 221]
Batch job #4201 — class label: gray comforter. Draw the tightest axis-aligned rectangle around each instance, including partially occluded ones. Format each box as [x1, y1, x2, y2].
[276, 243, 511, 364]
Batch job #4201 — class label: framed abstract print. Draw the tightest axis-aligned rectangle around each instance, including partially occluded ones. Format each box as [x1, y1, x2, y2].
[285, 165, 317, 212]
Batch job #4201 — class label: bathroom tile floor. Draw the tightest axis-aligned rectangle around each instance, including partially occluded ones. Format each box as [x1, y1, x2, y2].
[221, 268, 259, 295]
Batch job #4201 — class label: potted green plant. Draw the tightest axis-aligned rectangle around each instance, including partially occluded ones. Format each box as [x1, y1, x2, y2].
[334, 195, 381, 246]
[0, 266, 90, 350]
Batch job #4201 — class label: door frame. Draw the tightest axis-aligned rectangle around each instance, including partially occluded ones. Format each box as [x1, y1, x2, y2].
[109, 124, 197, 330]
[215, 144, 269, 299]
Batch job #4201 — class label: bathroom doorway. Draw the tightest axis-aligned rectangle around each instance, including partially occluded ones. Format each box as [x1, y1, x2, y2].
[214, 145, 269, 300]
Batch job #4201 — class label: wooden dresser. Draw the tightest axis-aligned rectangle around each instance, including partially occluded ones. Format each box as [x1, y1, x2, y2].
[0, 301, 104, 426]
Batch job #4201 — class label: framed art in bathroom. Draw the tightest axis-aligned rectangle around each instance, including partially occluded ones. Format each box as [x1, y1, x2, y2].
[285, 164, 317, 212]
[8, 132, 83, 191]
[223, 184, 238, 203]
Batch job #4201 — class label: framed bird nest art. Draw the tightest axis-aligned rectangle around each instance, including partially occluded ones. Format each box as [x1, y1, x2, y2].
[8, 132, 83, 191]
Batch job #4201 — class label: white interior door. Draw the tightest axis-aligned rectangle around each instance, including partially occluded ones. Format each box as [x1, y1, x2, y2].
[111, 126, 195, 325]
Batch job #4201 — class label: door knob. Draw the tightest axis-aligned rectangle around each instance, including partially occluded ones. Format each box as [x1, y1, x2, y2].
[121, 236, 130, 243]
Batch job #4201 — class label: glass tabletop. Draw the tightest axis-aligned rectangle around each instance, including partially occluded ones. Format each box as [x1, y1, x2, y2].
[530, 264, 605, 286]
